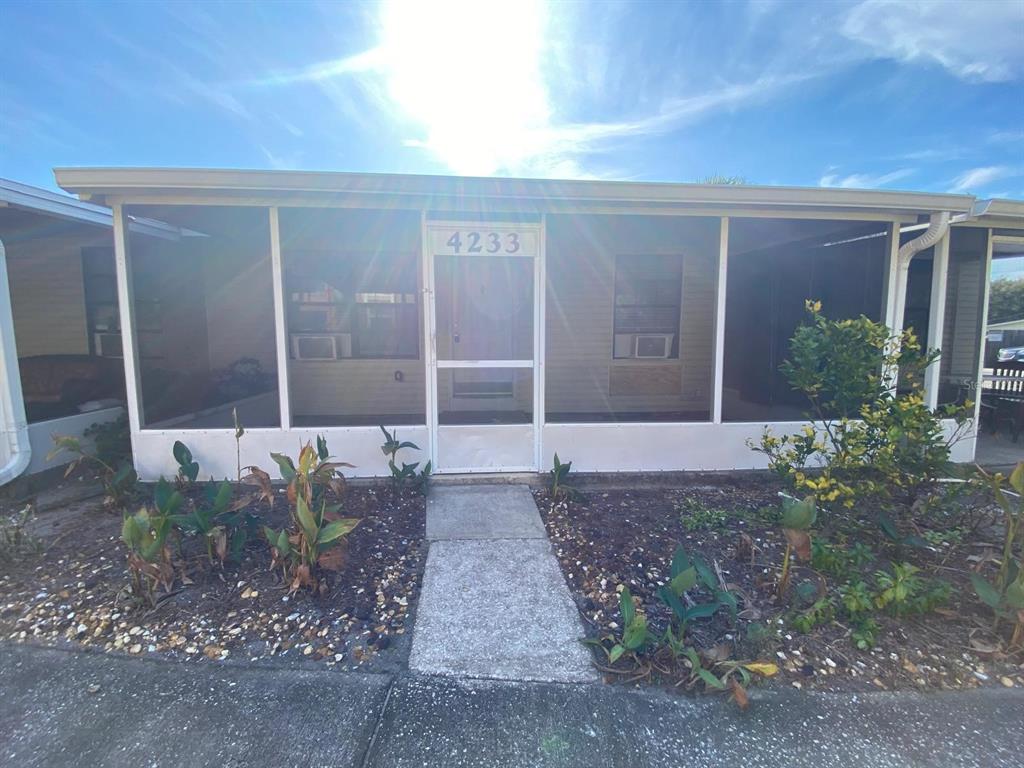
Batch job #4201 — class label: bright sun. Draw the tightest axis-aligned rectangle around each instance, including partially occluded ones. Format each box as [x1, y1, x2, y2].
[377, 0, 551, 176]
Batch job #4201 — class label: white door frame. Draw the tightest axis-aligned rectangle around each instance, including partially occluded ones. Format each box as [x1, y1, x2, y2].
[422, 218, 545, 473]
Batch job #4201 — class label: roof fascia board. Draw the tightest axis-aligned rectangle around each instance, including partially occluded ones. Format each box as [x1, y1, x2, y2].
[54, 167, 977, 216]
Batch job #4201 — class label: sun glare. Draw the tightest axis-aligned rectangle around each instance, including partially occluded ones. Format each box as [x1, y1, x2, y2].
[378, 0, 551, 176]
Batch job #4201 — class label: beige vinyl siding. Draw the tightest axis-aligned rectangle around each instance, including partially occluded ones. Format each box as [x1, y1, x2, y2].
[290, 360, 425, 418]
[940, 228, 988, 394]
[545, 214, 718, 418]
[7, 225, 108, 357]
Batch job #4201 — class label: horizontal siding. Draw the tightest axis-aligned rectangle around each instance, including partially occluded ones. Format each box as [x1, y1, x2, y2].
[290, 360, 426, 417]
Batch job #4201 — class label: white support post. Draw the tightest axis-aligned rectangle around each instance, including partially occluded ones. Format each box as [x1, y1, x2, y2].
[268, 207, 291, 429]
[973, 229, 994, 431]
[420, 211, 438, 466]
[712, 217, 729, 424]
[924, 231, 950, 409]
[535, 213, 547, 469]
[111, 204, 144, 439]
[883, 221, 902, 330]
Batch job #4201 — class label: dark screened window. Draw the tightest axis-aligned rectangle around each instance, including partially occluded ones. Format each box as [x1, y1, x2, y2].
[613, 255, 682, 358]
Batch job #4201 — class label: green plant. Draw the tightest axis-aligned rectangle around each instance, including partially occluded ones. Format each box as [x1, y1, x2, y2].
[751, 302, 972, 510]
[232, 407, 245, 482]
[83, 414, 131, 468]
[877, 512, 928, 552]
[811, 540, 876, 580]
[790, 597, 835, 633]
[549, 453, 581, 502]
[873, 563, 950, 617]
[839, 580, 874, 616]
[262, 494, 359, 593]
[679, 647, 778, 708]
[172, 440, 199, 484]
[584, 586, 653, 663]
[849, 615, 880, 650]
[0, 506, 43, 564]
[778, 494, 817, 598]
[656, 548, 737, 629]
[121, 480, 183, 604]
[48, 433, 137, 507]
[271, 437, 352, 509]
[677, 497, 728, 532]
[379, 426, 431, 492]
[171, 481, 255, 564]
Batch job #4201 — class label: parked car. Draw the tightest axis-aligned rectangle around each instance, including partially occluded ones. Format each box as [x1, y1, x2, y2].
[997, 346, 1024, 362]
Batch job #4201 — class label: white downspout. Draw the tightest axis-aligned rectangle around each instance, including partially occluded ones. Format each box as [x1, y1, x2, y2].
[0, 237, 31, 485]
[892, 211, 951, 335]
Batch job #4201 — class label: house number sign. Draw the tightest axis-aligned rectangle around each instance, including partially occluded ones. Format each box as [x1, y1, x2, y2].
[430, 226, 538, 257]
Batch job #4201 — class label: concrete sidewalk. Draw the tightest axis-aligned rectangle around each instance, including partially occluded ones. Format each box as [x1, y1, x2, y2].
[409, 484, 595, 682]
[2, 644, 1022, 768]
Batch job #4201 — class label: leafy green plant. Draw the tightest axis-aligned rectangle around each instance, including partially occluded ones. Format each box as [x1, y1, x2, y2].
[83, 414, 131, 468]
[584, 586, 653, 663]
[171, 481, 255, 564]
[262, 494, 360, 593]
[550, 453, 582, 503]
[0, 506, 43, 564]
[679, 647, 778, 709]
[232, 407, 245, 482]
[121, 480, 183, 605]
[172, 440, 200, 484]
[656, 547, 736, 629]
[790, 597, 835, 634]
[270, 437, 352, 509]
[379, 426, 431, 492]
[778, 494, 817, 598]
[970, 462, 1024, 645]
[48, 433, 137, 508]
[839, 580, 874, 616]
[849, 616, 880, 650]
[676, 497, 728, 532]
[877, 512, 928, 553]
[751, 301, 972, 510]
[873, 563, 950, 617]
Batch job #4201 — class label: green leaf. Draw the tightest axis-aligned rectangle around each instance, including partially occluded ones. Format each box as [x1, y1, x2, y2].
[692, 554, 717, 591]
[622, 615, 649, 650]
[316, 434, 330, 461]
[270, 452, 296, 481]
[657, 585, 688, 622]
[212, 481, 232, 512]
[781, 495, 817, 530]
[317, 518, 359, 545]
[670, 566, 698, 595]
[970, 573, 1002, 609]
[295, 496, 318, 542]
[608, 644, 625, 663]
[697, 668, 727, 690]
[682, 602, 721, 621]
[1010, 462, 1024, 496]
[172, 440, 192, 466]
[277, 530, 291, 555]
[669, 548, 693, 580]
[618, 587, 636, 628]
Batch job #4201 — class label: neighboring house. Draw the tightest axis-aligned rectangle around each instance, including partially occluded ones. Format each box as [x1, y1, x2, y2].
[48, 168, 1024, 480]
[0, 180, 176, 482]
[986, 317, 1024, 365]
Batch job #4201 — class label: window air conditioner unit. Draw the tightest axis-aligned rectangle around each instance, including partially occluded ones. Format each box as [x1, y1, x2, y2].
[94, 332, 123, 358]
[292, 334, 337, 360]
[634, 333, 673, 359]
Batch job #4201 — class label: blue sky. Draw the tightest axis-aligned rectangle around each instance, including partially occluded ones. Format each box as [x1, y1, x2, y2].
[1, 0, 1022, 198]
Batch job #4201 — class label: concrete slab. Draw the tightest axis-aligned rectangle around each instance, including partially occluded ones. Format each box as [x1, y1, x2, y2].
[409, 539, 596, 683]
[368, 675, 1024, 768]
[0, 644, 388, 768]
[426, 484, 546, 540]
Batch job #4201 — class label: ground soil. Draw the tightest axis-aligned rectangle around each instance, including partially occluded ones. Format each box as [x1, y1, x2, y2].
[0, 479, 426, 672]
[534, 477, 1024, 693]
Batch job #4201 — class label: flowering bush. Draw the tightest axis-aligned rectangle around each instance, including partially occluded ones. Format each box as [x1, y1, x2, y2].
[752, 301, 973, 510]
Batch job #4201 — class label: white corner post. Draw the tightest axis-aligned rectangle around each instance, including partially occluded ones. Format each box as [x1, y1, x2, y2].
[112, 203, 145, 442]
[712, 216, 729, 424]
[973, 229, 994, 429]
[883, 221, 902, 331]
[535, 213, 547, 469]
[924, 230, 950, 409]
[0, 237, 32, 485]
[420, 210, 438, 466]
[268, 207, 291, 429]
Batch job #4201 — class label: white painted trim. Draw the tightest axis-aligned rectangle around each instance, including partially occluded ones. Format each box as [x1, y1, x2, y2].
[268, 207, 291, 428]
[536, 213, 547, 469]
[112, 204, 144, 445]
[712, 216, 728, 424]
[422, 211, 439, 466]
[925, 230, 950, 409]
[973, 229, 994, 433]
[25, 406, 124, 475]
[436, 359, 533, 369]
[0, 237, 31, 485]
[883, 221, 901, 329]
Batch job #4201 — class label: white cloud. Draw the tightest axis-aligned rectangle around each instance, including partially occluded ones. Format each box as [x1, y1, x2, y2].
[819, 167, 915, 189]
[949, 165, 1014, 193]
[842, 0, 1024, 82]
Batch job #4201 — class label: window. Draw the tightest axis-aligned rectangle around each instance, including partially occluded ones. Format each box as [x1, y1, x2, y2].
[613, 255, 683, 359]
[287, 254, 419, 360]
[82, 246, 162, 359]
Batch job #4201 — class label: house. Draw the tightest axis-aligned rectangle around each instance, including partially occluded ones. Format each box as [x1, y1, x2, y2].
[986, 317, 1024, 365]
[44, 168, 1024, 480]
[0, 179, 176, 483]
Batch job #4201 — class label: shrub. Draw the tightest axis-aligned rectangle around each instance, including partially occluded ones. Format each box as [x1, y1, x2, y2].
[171, 480, 255, 565]
[752, 301, 972, 510]
[121, 480, 182, 605]
[379, 426, 431, 492]
[48, 433, 137, 508]
[777, 494, 817, 598]
[270, 436, 351, 509]
[549, 453, 581, 503]
[173, 440, 200, 484]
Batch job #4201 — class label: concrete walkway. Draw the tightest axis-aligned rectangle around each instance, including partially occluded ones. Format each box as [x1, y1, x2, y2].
[409, 484, 595, 683]
[2, 644, 1022, 768]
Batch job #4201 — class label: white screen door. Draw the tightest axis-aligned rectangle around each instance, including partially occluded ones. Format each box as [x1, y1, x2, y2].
[424, 222, 542, 472]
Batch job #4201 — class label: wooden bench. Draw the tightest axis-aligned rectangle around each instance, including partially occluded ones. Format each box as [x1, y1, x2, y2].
[982, 361, 1024, 442]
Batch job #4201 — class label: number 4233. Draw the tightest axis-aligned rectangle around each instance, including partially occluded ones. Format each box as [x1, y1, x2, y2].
[445, 230, 521, 254]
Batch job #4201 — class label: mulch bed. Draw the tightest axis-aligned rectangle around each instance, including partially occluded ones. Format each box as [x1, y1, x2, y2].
[0, 481, 426, 672]
[534, 477, 1024, 693]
